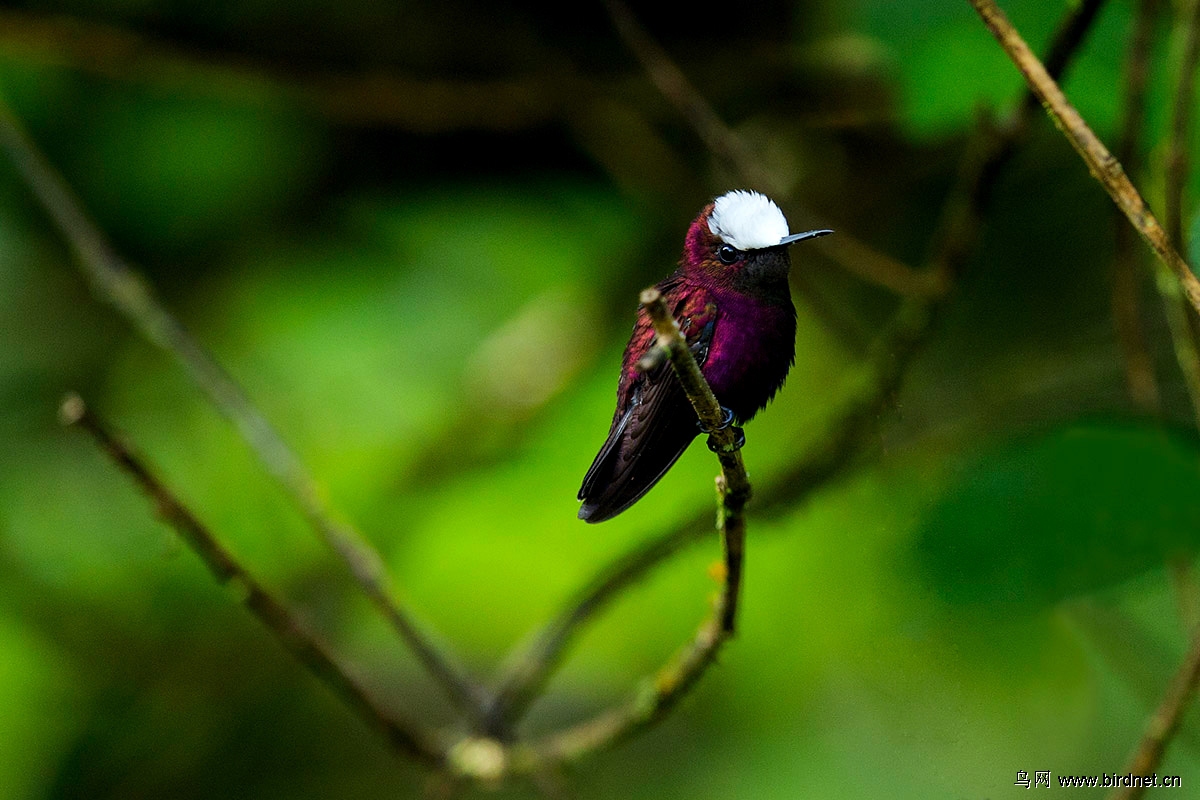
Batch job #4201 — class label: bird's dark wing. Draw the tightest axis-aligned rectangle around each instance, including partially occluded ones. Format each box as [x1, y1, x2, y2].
[577, 287, 717, 523]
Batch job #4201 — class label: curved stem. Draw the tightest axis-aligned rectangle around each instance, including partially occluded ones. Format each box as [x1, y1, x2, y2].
[499, 288, 749, 769]
[968, 0, 1200, 318]
[0, 97, 488, 723]
[484, 0, 1108, 736]
[60, 395, 446, 766]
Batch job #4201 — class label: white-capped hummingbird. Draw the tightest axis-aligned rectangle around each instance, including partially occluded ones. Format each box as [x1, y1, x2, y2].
[578, 190, 832, 522]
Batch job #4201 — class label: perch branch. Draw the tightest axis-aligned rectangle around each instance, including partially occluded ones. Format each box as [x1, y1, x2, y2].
[968, 0, 1200, 318]
[0, 96, 487, 722]
[58, 394, 445, 766]
[464, 286, 758, 770]
[487, 0, 1106, 735]
[639, 286, 750, 635]
[501, 287, 749, 767]
[515, 610, 727, 767]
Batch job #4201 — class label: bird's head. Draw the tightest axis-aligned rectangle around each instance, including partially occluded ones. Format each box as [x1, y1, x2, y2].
[682, 190, 831, 290]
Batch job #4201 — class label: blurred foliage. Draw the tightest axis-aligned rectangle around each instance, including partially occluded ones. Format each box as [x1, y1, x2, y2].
[3, 0, 1200, 797]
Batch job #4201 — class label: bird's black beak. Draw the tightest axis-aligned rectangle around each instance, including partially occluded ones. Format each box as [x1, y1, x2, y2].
[778, 229, 834, 246]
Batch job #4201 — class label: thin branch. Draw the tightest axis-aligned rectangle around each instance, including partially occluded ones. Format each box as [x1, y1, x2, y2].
[485, 0, 1107, 738]
[455, 287, 757, 775]
[601, 0, 939, 299]
[1032, 0, 1109, 97]
[499, 287, 751, 768]
[601, 0, 768, 192]
[514, 612, 726, 768]
[58, 394, 446, 767]
[1109, 624, 1200, 800]
[969, 2, 1200, 788]
[0, 96, 488, 722]
[482, 509, 707, 736]
[968, 0, 1200, 318]
[1127, 0, 1200, 781]
[639, 287, 750, 634]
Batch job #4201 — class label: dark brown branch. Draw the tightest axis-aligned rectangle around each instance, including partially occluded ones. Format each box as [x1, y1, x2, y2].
[968, 0, 1200, 318]
[1026, 0, 1108, 112]
[0, 96, 487, 722]
[58, 394, 445, 767]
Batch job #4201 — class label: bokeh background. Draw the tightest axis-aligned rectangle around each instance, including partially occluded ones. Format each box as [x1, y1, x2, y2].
[3, 0, 1200, 797]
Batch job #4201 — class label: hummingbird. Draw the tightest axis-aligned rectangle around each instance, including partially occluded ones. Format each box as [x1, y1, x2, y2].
[577, 190, 832, 523]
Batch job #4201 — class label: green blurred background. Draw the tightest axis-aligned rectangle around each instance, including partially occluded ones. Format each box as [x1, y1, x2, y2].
[3, 0, 1200, 797]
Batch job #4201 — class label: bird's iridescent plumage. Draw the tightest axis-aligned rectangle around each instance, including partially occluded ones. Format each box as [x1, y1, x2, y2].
[578, 191, 830, 522]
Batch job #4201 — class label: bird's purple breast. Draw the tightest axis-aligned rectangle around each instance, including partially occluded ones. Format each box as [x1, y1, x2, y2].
[702, 289, 796, 422]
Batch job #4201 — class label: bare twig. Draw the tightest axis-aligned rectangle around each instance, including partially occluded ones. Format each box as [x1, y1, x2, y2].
[601, 0, 938, 299]
[456, 286, 759, 772]
[601, 0, 769, 192]
[638, 287, 749, 633]
[968, 0, 1200, 318]
[516, 611, 726, 766]
[483, 499, 709, 735]
[969, 1, 1200, 790]
[1032, 0, 1109, 99]
[1104, 4, 1200, 796]
[499, 287, 751, 766]
[0, 96, 487, 721]
[487, 0, 1108, 737]
[1110, 625, 1200, 800]
[58, 394, 446, 766]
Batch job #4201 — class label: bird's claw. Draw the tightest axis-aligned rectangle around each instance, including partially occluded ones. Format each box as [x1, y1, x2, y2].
[699, 407, 744, 452]
[697, 406, 735, 434]
[706, 426, 745, 453]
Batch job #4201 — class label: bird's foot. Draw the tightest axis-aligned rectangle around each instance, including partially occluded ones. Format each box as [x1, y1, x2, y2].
[698, 407, 745, 452]
[697, 406, 735, 434]
[706, 426, 745, 453]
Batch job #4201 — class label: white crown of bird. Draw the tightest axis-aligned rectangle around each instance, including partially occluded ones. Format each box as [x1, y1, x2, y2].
[707, 190, 790, 251]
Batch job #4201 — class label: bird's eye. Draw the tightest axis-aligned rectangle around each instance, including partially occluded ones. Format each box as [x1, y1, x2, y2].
[717, 244, 740, 264]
